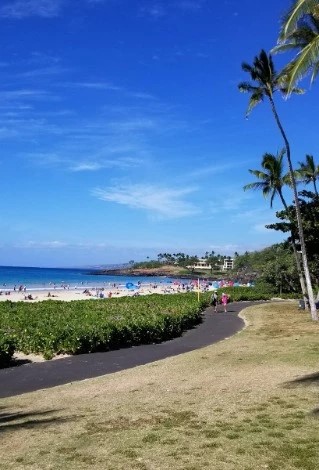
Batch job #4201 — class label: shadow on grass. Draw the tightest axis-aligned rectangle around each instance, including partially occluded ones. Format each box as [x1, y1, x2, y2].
[284, 372, 319, 388]
[0, 406, 75, 433]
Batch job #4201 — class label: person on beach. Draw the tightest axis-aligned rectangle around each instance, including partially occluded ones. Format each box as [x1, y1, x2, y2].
[210, 291, 218, 313]
[221, 292, 229, 312]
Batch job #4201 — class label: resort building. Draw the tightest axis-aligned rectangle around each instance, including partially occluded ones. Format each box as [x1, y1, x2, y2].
[187, 258, 212, 270]
[222, 258, 234, 271]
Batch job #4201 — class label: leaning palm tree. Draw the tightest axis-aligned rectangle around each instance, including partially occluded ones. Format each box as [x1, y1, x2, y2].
[295, 154, 319, 195]
[244, 150, 307, 297]
[273, 0, 319, 91]
[238, 49, 318, 320]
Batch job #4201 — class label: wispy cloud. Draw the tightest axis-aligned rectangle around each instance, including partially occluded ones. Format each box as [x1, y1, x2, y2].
[0, 89, 57, 104]
[93, 184, 200, 219]
[61, 81, 157, 100]
[70, 162, 103, 172]
[0, 0, 111, 19]
[16, 240, 69, 249]
[108, 118, 157, 132]
[139, 0, 205, 18]
[70, 155, 143, 172]
[0, 0, 65, 19]
[139, 4, 166, 19]
[20, 66, 69, 78]
[66, 81, 122, 92]
[173, 0, 206, 11]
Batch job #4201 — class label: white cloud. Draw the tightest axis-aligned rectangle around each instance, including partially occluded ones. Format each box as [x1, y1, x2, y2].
[20, 66, 68, 78]
[0, 0, 65, 18]
[70, 162, 103, 172]
[16, 240, 69, 249]
[61, 81, 157, 100]
[139, 4, 166, 19]
[67, 81, 122, 91]
[93, 184, 200, 218]
[108, 118, 157, 132]
[139, 0, 205, 18]
[70, 156, 142, 171]
[0, 118, 64, 140]
[0, 89, 51, 101]
[129, 91, 157, 100]
[174, 0, 205, 11]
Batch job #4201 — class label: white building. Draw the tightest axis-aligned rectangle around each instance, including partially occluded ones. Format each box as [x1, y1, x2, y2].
[187, 258, 212, 270]
[222, 258, 234, 271]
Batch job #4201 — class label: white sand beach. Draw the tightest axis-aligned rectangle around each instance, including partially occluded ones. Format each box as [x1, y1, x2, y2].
[0, 281, 209, 303]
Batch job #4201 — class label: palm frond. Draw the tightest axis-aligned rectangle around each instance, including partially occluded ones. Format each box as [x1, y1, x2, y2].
[305, 154, 316, 171]
[272, 24, 317, 54]
[262, 186, 272, 199]
[288, 34, 319, 88]
[272, 43, 303, 54]
[310, 57, 319, 79]
[241, 62, 254, 73]
[248, 169, 269, 179]
[279, 0, 319, 40]
[238, 82, 260, 93]
[243, 181, 266, 191]
[309, 11, 319, 30]
[246, 91, 263, 116]
[279, 85, 305, 96]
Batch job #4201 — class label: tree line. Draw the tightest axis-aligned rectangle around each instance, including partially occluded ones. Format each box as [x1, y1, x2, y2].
[132, 252, 235, 270]
[238, 0, 319, 320]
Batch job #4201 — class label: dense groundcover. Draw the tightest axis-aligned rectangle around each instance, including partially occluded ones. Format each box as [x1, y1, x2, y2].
[0, 293, 209, 364]
[0, 287, 299, 366]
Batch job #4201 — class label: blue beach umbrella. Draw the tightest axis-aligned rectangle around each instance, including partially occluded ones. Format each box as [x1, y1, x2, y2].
[126, 282, 137, 290]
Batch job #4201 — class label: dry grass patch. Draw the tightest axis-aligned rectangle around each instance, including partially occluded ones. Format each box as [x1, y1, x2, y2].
[1, 302, 319, 469]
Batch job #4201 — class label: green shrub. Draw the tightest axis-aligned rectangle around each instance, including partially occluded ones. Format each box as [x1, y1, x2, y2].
[0, 294, 207, 359]
[0, 330, 15, 367]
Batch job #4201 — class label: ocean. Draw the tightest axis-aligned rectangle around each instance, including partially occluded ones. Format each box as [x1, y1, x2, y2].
[0, 266, 176, 292]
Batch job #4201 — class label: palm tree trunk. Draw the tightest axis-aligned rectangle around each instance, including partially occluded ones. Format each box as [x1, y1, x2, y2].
[278, 190, 307, 298]
[269, 96, 318, 320]
[313, 179, 318, 196]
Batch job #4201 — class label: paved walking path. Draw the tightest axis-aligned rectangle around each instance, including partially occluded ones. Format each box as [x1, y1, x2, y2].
[0, 302, 253, 398]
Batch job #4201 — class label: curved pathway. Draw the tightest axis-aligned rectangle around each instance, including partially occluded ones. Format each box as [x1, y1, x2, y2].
[0, 302, 253, 398]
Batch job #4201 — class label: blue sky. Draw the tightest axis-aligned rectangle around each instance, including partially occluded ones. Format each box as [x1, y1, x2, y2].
[1, 0, 318, 267]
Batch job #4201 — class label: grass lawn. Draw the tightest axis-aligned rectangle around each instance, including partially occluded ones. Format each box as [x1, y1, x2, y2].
[1, 301, 319, 469]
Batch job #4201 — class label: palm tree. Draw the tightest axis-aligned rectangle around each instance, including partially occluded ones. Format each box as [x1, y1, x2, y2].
[243, 150, 291, 208]
[273, 0, 319, 90]
[244, 150, 307, 297]
[239, 49, 318, 320]
[295, 154, 319, 195]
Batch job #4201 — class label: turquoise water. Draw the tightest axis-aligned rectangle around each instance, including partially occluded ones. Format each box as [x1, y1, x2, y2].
[0, 266, 176, 292]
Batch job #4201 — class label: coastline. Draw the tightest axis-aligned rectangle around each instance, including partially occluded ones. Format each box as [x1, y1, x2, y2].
[0, 281, 209, 303]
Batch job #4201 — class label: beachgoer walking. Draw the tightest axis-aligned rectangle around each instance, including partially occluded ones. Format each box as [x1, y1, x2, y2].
[210, 291, 218, 313]
[221, 292, 229, 312]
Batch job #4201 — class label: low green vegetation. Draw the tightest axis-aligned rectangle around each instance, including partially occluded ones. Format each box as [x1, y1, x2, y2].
[0, 332, 15, 367]
[0, 287, 302, 365]
[0, 293, 207, 361]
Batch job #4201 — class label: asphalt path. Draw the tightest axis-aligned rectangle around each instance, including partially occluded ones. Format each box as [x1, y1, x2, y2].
[0, 302, 254, 398]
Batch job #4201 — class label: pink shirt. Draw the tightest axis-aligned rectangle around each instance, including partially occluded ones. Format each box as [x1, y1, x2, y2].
[221, 294, 228, 305]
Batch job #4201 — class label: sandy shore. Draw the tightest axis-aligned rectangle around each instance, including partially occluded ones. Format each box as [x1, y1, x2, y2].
[0, 282, 208, 303]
